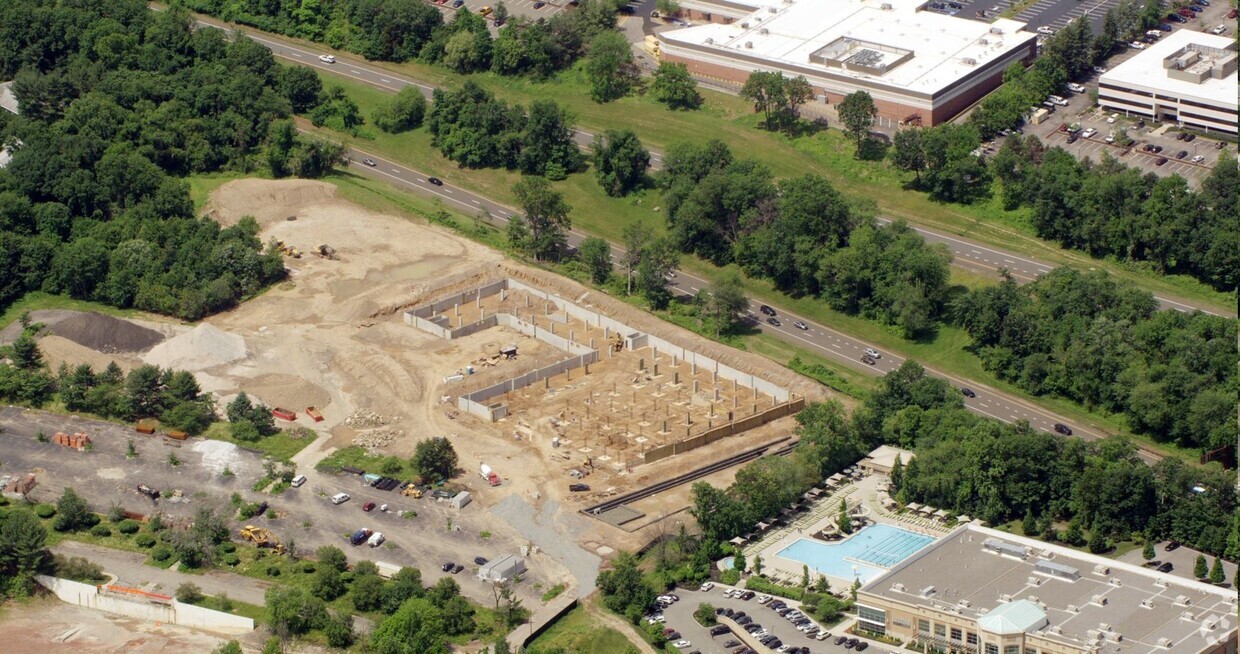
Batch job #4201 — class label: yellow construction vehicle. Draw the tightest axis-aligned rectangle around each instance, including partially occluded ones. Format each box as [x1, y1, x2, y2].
[239, 525, 287, 555]
[402, 483, 423, 498]
[610, 333, 624, 353]
[316, 244, 337, 260]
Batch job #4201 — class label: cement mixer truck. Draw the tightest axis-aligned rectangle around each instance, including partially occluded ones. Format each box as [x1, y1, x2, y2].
[479, 463, 501, 487]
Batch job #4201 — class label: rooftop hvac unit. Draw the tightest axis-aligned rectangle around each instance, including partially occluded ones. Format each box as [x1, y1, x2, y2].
[1093, 564, 1111, 575]
[1066, 604, 1079, 614]
[958, 599, 971, 608]
[745, 41, 753, 48]
[1027, 595, 1039, 604]
[1086, 629, 1101, 642]
[1105, 632, 1124, 643]
[1108, 577, 1123, 587]
[769, 6, 778, 13]
[1140, 599, 1155, 609]
[1154, 578, 1168, 588]
[1174, 595, 1192, 607]
[920, 585, 936, 598]
[1180, 611, 1196, 621]
[1049, 625, 1063, 635]
[760, 27, 769, 34]
[1027, 576, 1043, 587]
[979, 38, 989, 45]
[881, 2, 893, 8]
[705, 37, 714, 44]
[990, 27, 1004, 35]
[1099, 623, 1112, 632]
[1157, 637, 1173, 648]
[741, 22, 749, 28]
[891, 583, 906, 592]
[999, 593, 1012, 602]
[961, 57, 977, 66]
[1202, 617, 1219, 631]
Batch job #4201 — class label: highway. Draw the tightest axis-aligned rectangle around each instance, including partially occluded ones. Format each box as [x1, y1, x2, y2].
[195, 15, 1174, 462]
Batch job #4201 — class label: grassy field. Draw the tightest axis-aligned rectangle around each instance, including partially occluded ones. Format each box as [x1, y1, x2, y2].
[201, 422, 318, 462]
[0, 292, 150, 330]
[303, 56, 1235, 314]
[526, 605, 637, 654]
[186, 172, 253, 210]
[314, 444, 413, 479]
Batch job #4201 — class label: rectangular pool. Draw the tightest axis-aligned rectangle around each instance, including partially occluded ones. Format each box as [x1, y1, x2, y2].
[775, 524, 934, 584]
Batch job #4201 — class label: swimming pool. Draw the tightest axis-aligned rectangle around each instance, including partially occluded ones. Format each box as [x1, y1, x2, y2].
[775, 524, 934, 584]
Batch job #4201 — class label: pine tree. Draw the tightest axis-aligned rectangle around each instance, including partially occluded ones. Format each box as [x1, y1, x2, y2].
[889, 455, 904, 492]
[1193, 554, 1208, 579]
[1142, 538, 1155, 562]
[1209, 557, 1225, 585]
[1022, 508, 1038, 536]
[1065, 518, 1084, 546]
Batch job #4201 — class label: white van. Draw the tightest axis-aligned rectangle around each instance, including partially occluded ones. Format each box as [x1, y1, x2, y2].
[331, 493, 351, 505]
[1047, 95, 1068, 106]
[291, 475, 307, 488]
[367, 532, 385, 547]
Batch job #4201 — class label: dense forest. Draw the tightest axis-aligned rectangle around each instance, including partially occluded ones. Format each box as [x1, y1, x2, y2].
[0, 1, 355, 320]
[952, 267, 1238, 452]
[181, 0, 629, 77]
[692, 362, 1239, 562]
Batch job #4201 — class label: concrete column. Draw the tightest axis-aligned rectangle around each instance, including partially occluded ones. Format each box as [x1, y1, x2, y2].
[692, 362, 697, 375]
[693, 380, 700, 393]
[673, 355, 679, 366]
[673, 372, 680, 385]
[476, 294, 481, 308]
[712, 371, 718, 383]
[544, 377, 550, 389]
[653, 363, 659, 376]
[653, 346, 659, 362]
[584, 363, 590, 375]
[638, 358, 645, 371]
[590, 337, 595, 349]
[455, 303, 460, 316]
[501, 288, 507, 302]
[526, 295, 530, 306]
[686, 412, 692, 426]
[662, 420, 668, 433]
[733, 394, 739, 408]
[733, 379, 738, 393]
[713, 387, 721, 401]
[550, 322, 555, 335]
[570, 330, 575, 344]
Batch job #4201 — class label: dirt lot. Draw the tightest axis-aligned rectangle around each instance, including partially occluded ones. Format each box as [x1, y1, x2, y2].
[0, 597, 232, 653]
[5, 178, 830, 597]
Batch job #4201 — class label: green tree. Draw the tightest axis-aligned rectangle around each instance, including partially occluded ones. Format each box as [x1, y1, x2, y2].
[753, 554, 763, 576]
[279, 66, 323, 112]
[698, 271, 748, 336]
[1087, 529, 1109, 554]
[381, 567, 425, 613]
[1065, 518, 1085, 546]
[621, 222, 654, 295]
[740, 71, 785, 131]
[492, 1, 509, 25]
[311, 565, 347, 600]
[317, 546, 349, 572]
[597, 552, 655, 620]
[1194, 554, 1208, 579]
[650, 61, 701, 110]
[54, 487, 94, 532]
[370, 597, 449, 654]
[352, 573, 386, 612]
[634, 237, 679, 309]
[176, 582, 204, 604]
[212, 641, 243, 654]
[511, 177, 572, 261]
[324, 613, 355, 648]
[412, 437, 459, 482]
[838, 499, 852, 535]
[373, 87, 428, 133]
[585, 31, 636, 102]
[1209, 557, 1226, 585]
[592, 130, 650, 197]
[578, 236, 613, 285]
[0, 509, 49, 597]
[690, 482, 748, 542]
[265, 586, 327, 636]
[837, 91, 877, 153]
[1142, 538, 1155, 562]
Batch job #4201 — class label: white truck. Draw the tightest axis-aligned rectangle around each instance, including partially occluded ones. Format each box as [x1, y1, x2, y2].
[367, 532, 385, 548]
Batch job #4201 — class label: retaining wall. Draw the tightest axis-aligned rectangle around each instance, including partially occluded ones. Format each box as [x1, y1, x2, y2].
[36, 575, 254, 634]
[640, 396, 806, 464]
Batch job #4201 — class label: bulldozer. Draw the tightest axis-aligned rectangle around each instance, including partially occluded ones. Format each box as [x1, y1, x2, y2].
[239, 525, 287, 555]
[610, 333, 624, 353]
[316, 244, 337, 260]
[401, 483, 423, 498]
[271, 239, 303, 259]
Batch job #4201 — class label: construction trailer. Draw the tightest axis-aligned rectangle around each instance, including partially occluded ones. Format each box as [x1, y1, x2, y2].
[477, 554, 526, 583]
[450, 491, 472, 510]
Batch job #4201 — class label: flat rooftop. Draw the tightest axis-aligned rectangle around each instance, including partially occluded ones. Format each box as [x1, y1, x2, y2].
[863, 525, 1238, 653]
[1100, 30, 1238, 108]
[661, 0, 1032, 95]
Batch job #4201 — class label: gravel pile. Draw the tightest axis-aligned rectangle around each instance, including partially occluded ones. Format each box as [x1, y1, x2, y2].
[144, 323, 247, 371]
[352, 427, 405, 453]
[49, 312, 164, 353]
[345, 410, 394, 428]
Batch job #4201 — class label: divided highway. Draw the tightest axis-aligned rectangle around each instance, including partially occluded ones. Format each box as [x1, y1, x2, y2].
[194, 14, 1179, 461]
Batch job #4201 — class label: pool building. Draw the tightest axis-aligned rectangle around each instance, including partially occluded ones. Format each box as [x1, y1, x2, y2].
[855, 524, 1237, 654]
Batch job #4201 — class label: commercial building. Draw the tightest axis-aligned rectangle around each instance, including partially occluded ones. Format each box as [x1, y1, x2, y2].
[856, 524, 1238, 654]
[478, 554, 526, 584]
[1098, 30, 1238, 136]
[657, 0, 1037, 125]
[859, 444, 915, 476]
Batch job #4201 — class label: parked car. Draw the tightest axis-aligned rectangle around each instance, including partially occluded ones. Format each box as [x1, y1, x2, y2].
[474, 556, 488, 565]
[451, 563, 464, 574]
[1183, 134, 1196, 142]
[1175, 150, 1188, 159]
[1155, 157, 1169, 166]
[350, 528, 373, 546]
[1092, 66, 1108, 73]
[291, 475, 307, 487]
[1191, 155, 1205, 164]
[363, 501, 376, 512]
[1166, 541, 1181, 551]
[331, 493, 351, 504]
[1067, 83, 1086, 93]
[569, 483, 590, 492]
[700, 582, 715, 591]
[442, 562, 455, 572]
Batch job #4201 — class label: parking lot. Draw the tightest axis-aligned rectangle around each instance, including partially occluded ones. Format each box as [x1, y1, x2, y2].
[425, 0, 566, 30]
[0, 407, 552, 606]
[655, 586, 893, 654]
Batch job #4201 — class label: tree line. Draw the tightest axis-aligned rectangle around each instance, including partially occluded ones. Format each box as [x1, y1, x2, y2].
[0, 2, 355, 321]
[951, 267, 1238, 452]
[0, 319, 217, 434]
[660, 139, 953, 338]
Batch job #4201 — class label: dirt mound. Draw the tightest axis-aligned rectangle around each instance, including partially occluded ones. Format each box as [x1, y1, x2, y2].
[241, 373, 331, 411]
[203, 178, 337, 229]
[143, 323, 248, 371]
[36, 335, 141, 374]
[48, 312, 164, 353]
[0, 309, 84, 345]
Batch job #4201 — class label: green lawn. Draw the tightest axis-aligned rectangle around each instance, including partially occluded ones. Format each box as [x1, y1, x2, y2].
[191, 594, 270, 626]
[314, 445, 413, 478]
[202, 422, 319, 462]
[0, 292, 151, 331]
[526, 605, 636, 654]
[303, 57, 1235, 314]
[186, 172, 253, 210]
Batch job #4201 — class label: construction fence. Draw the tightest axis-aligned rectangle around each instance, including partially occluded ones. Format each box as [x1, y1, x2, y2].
[36, 575, 254, 634]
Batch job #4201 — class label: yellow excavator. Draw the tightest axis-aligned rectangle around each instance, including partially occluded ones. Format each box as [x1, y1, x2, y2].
[239, 525, 287, 555]
[402, 483, 423, 498]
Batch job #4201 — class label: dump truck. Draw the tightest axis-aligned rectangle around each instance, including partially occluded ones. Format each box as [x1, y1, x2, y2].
[480, 463, 501, 487]
[240, 525, 287, 554]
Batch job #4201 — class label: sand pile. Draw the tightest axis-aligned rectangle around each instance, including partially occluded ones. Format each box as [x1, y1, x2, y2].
[243, 373, 331, 411]
[144, 323, 247, 371]
[49, 312, 164, 353]
[36, 335, 140, 374]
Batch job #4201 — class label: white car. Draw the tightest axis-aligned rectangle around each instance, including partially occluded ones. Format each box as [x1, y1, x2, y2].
[816, 631, 832, 640]
[673, 640, 691, 649]
[318, 54, 336, 63]
[700, 582, 714, 592]
[1081, 127, 1097, 139]
[1129, 41, 1146, 49]
[1190, 155, 1205, 164]
[778, 645, 792, 653]
[1067, 83, 1086, 93]
[1036, 26, 1055, 34]
[1106, 113, 1118, 124]
[1104, 134, 1115, 144]
[331, 492, 350, 504]
[757, 594, 772, 604]
[1093, 66, 1108, 74]
[864, 347, 881, 359]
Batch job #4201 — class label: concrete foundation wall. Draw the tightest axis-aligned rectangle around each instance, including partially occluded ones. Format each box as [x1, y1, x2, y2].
[36, 575, 254, 634]
[640, 396, 805, 464]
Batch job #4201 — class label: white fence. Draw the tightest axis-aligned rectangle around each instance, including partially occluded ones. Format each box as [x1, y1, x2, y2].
[36, 575, 254, 634]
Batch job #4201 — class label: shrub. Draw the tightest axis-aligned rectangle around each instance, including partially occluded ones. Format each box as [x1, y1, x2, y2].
[223, 553, 241, 566]
[90, 524, 112, 538]
[136, 533, 157, 548]
[721, 568, 740, 585]
[118, 520, 141, 535]
[302, 563, 317, 574]
[266, 565, 281, 577]
[54, 555, 106, 583]
[35, 504, 56, 519]
[108, 504, 127, 522]
[151, 546, 172, 562]
[176, 583, 205, 604]
[218, 542, 237, 553]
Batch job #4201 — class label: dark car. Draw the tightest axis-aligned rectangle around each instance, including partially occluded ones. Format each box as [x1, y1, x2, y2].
[715, 607, 727, 615]
[1166, 541, 1181, 551]
[836, 636, 849, 646]
[861, 354, 877, 365]
[766, 317, 781, 327]
[961, 387, 976, 398]
[362, 158, 376, 166]
[427, 177, 444, 186]
[740, 591, 755, 600]
[362, 501, 376, 512]
[442, 562, 455, 572]
[856, 643, 869, 652]
[533, 1, 546, 6]
[666, 631, 681, 640]
[1149, 144, 1163, 153]
[451, 563, 464, 574]
[1053, 423, 1073, 435]
[844, 639, 857, 649]
[759, 305, 776, 316]
[474, 556, 488, 565]
[1183, 134, 1196, 142]
[723, 641, 740, 648]
[1155, 157, 1168, 166]
[569, 483, 591, 492]
[710, 625, 730, 636]
[1176, 150, 1188, 159]
[452, 0, 465, 6]
[736, 616, 752, 626]
[1158, 561, 1174, 572]
[1175, 132, 1188, 140]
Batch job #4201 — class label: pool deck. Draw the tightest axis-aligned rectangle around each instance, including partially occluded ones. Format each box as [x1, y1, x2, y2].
[745, 472, 955, 589]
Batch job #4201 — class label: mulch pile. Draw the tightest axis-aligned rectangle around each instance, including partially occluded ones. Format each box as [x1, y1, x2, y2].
[49, 312, 164, 354]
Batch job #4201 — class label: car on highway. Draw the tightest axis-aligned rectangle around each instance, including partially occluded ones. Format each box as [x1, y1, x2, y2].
[861, 354, 877, 365]
[767, 317, 781, 327]
[864, 347, 881, 359]
[760, 305, 777, 316]
[362, 158, 376, 166]
[1053, 423, 1073, 435]
[362, 501, 376, 512]
[427, 177, 443, 186]
[961, 387, 976, 398]
[792, 320, 808, 330]
[318, 54, 336, 64]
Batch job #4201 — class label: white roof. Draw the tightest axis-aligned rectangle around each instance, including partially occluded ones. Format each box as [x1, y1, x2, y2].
[661, 0, 1032, 96]
[977, 599, 1048, 635]
[1100, 30, 1237, 108]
